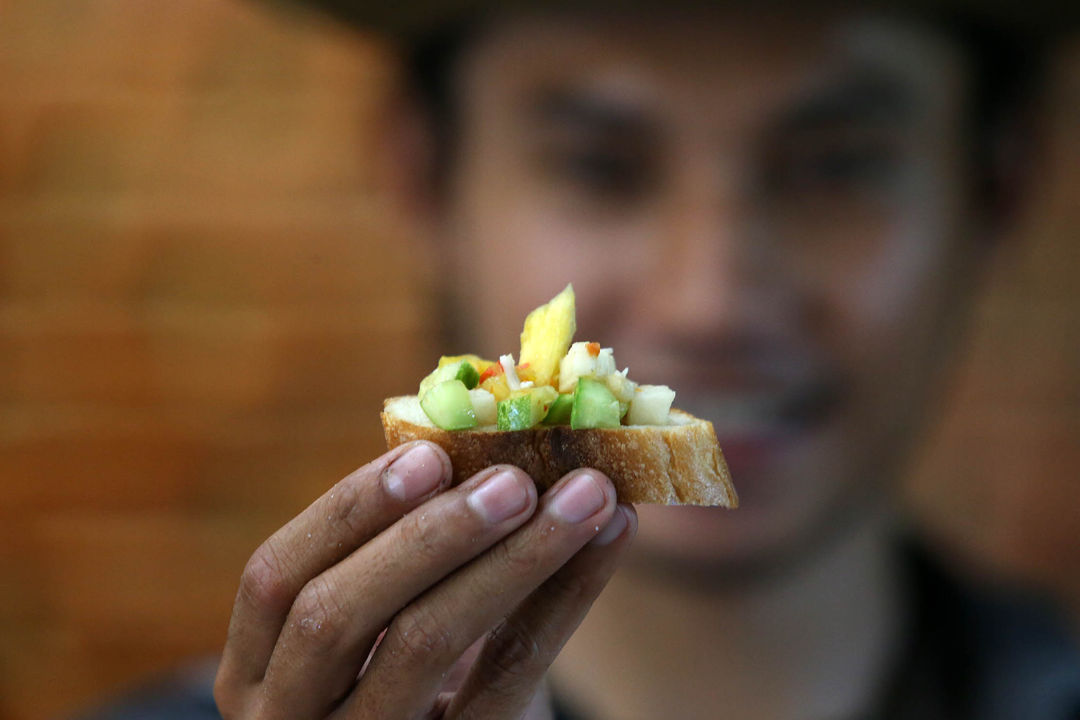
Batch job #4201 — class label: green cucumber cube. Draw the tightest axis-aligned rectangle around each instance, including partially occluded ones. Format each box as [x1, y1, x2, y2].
[570, 377, 622, 429]
[419, 360, 480, 396]
[497, 394, 534, 431]
[420, 379, 477, 430]
[541, 393, 574, 425]
[497, 386, 558, 431]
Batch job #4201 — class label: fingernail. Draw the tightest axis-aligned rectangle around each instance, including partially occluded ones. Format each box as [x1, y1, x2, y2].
[550, 472, 606, 524]
[468, 470, 530, 524]
[383, 444, 445, 501]
[590, 505, 629, 545]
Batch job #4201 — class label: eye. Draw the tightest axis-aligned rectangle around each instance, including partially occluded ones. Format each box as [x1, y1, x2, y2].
[764, 137, 903, 198]
[804, 146, 897, 186]
[541, 143, 656, 203]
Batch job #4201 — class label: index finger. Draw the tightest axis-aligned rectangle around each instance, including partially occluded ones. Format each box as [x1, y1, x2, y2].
[216, 441, 452, 690]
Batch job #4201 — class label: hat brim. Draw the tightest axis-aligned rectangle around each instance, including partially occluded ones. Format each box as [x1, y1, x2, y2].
[265, 0, 1072, 40]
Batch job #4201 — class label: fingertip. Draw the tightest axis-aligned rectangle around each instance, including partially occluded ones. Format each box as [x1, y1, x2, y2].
[584, 469, 618, 516]
[589, 503, 634, 546]
[619, 503, 638, 539]
[415, 440, 454, 483]
[566, 467, 617, 506]
[466, 465, 538, 524]
[380, 440, 451, 477]
[543, 469, 610, 526]
[382, 441, 453, 502]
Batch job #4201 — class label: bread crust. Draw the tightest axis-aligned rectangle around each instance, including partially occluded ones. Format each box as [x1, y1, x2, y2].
[382, 397, 737, 507]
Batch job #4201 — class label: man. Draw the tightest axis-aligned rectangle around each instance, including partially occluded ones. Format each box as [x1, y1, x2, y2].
[83, 2, 1080, 719]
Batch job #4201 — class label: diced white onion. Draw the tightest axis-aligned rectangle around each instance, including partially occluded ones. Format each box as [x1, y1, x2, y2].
[595, 348, 617, 377]
[626, 385, 676, 425]
[500, 354, 524, 391]
[605, 372, 638, 403]
[468, 388, 498, 425]
[558, 342, 620, 393]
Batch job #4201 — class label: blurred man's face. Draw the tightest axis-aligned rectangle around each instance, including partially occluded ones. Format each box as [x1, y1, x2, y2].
[431, 11, 983, 570]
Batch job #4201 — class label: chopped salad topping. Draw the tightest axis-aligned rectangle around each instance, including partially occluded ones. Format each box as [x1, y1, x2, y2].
[416, 284, 675, 431]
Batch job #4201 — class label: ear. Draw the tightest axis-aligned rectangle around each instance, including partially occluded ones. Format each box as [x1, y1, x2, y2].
[980, 103, 1044, 244]
[375, 83, 442, 243]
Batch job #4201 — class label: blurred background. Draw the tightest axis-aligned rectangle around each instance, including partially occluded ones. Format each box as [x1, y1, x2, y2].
[0, 2, 1077, 719]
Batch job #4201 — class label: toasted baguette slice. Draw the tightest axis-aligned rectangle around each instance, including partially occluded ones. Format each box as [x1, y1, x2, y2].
[382, 396, 737, 507]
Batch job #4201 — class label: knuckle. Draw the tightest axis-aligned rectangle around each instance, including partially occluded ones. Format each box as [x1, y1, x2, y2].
[484, 616, 547, 681]
[240, 540, 294, 613]
[212, 669, 249, 719]
[325, 476, 367, 536]
[492, 539, 542, 578]
[290, 575, 348, 646]
[398, 510, 444, 562]
[545, 565, 600, 606]
[211, 675, 236, 718]
[388, 605, 456, 662]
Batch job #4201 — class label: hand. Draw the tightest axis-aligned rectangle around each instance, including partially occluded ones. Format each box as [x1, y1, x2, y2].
[214, 440, 636, 719]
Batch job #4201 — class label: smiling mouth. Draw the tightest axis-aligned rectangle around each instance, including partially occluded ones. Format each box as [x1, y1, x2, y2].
[678, 376, 845, 439]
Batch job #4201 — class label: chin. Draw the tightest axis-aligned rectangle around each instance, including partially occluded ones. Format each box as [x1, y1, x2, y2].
[633, 495, 807, 569]
[629, 426, 864, 577]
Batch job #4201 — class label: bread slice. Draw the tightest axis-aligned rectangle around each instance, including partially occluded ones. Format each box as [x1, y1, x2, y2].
[382, 396, 737, 507]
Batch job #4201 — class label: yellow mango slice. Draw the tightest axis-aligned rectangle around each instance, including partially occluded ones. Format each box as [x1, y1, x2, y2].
[519, 284, 576, 388]
[480, 374, 511, 402]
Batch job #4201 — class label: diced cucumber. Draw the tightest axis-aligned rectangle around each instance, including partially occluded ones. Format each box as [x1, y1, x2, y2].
[497, 386, 558, 431]
[570, 377, 622, 429]
[421, 379, 477, 430]
[419, 360, 480, 397]
[626, 384, 676, 425]
[497, 394, 532, 431]
[541, 393, 574, 425]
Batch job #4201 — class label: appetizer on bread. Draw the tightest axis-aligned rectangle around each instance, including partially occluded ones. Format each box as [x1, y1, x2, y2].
[382, 285, 737, 507]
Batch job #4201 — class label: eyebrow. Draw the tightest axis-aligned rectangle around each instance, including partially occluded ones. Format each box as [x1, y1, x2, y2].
[774, 72, 920, 134]
[526, 89, 662, 141]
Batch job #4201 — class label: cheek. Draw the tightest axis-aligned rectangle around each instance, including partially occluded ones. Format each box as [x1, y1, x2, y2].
[822, 168, 967, 461]
[830, 157, 962, 364]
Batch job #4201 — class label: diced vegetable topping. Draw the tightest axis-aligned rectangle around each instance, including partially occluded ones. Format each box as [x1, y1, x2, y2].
[420, 360, 480, 397]
[497, 386, 559, 431]
[571, 377, 622, 429]
[479, 372, 511, 402]
[500, 354, 527, 391]
[421, 379, 477, 430]
[519, 284, 576, 388]
[416, 285, 675, 429]
[626, 385, 676, 426]
[438, 354, 497, 375]
[605, 370, 637, 420]
[468, 388, 498, 426]
[478, 362, 504, 384]
[542, 393, 574, 425]
[559, 342, 617, 393]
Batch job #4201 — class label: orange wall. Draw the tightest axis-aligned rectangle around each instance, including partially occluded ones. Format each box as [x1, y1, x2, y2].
[0, 2, 1077, 719]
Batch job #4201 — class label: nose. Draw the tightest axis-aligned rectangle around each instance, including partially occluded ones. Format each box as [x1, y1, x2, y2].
[647, 166, 764, 339]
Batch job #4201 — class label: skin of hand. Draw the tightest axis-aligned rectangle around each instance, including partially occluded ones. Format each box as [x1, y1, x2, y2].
[212, 440, 636, 720]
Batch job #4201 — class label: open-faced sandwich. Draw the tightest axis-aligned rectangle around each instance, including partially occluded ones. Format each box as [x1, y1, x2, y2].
[382, 285, 737, 506]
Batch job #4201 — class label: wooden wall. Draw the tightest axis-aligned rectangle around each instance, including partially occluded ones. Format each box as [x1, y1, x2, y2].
[0, 3, 429, 718]
[0, 2, 1076, 719]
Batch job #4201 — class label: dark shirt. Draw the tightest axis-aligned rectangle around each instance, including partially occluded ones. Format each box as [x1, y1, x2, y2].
[77, 544, 1080, 720]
